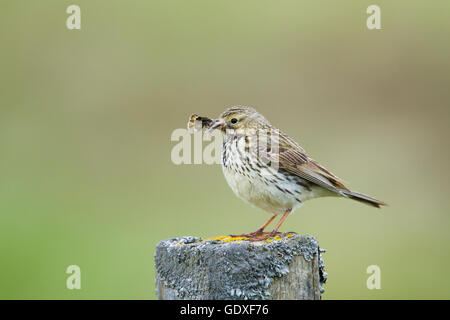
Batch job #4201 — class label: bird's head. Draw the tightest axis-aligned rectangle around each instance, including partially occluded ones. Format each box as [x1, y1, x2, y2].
[208, 106, 270, 133]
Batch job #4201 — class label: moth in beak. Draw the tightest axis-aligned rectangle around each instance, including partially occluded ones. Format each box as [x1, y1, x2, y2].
[187, 114, 226, 134]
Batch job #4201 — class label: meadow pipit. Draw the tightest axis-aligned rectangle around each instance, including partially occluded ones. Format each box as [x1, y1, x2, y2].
[188, 106, 386, 241]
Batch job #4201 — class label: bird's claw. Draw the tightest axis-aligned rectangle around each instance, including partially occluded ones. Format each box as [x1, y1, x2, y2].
[229, 229, 265, 238]
[248, 231, 293, 242]
[229, 229, 296, 242]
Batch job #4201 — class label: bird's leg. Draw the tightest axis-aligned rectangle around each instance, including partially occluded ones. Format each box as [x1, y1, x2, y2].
[250, 209, 292, 241]
[254, 214, 277, 234]
[230, 215, 276, 238]
[271, 208, 292, 234]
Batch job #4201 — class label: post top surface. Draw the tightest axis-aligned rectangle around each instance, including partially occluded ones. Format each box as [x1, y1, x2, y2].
[155, 233, 326, 300]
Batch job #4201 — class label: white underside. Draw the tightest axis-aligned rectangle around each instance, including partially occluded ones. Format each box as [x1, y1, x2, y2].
[221, 137, 328, 216]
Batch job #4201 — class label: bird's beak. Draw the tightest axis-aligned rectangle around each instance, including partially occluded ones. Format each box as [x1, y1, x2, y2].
[207, 118, 226, 133]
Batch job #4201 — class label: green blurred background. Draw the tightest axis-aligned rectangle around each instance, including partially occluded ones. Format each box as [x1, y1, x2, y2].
[1, 0, 449, 299]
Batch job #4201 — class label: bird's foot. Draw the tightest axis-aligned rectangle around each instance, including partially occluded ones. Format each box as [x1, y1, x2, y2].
[248, 231, 295, 242]
[229, 228, 265, 238]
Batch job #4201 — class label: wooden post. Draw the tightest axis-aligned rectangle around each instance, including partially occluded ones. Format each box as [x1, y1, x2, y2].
[154, 234, 327, 300]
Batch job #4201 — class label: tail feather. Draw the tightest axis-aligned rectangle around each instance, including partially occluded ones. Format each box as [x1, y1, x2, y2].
[340, 190, 386, 208]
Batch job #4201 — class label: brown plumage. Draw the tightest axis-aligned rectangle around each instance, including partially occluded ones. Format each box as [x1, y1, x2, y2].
[190, 106, 386, 240]
[276, 132, 385, 208]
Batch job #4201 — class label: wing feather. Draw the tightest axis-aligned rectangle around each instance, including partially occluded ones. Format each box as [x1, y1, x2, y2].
[274, 131, 350, 194]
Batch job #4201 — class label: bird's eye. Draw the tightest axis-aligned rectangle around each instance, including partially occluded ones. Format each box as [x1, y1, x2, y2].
[231, 118, 238, 124]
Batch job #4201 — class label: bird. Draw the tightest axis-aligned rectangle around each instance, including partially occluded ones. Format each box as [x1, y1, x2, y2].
[190, 106, 386, 241]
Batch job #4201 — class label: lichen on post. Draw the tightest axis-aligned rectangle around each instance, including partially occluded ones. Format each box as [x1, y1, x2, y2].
[154, 234, 326, 300]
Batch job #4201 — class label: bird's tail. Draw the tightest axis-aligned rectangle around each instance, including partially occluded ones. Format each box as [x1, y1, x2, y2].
[340, 190, 386, 208]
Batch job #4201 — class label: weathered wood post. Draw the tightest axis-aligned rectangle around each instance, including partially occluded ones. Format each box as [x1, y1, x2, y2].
[154, 234, 326, 300]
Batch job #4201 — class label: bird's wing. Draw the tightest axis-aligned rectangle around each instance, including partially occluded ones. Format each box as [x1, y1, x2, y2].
[273, 132, 350, 194]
